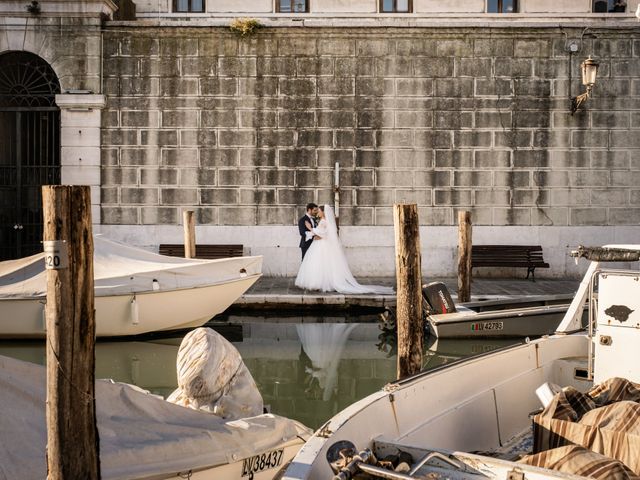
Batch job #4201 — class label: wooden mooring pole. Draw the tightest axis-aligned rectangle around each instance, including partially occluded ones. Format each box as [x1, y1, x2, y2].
[393, 204, 423, 380]
[457, 211, 472, 303]
[183, 210, 196, 259]
[43, 185, 100, 480]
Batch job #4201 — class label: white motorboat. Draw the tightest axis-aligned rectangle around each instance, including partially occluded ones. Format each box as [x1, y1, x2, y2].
[283, 245, 640, 480]
[425, 291, 579, 339]
[0, 327, 311, 480]
[0, 236, 262, 337]
[388, 284, 579, 338]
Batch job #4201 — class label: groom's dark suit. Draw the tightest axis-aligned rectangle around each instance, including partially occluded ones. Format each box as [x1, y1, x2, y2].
[298, 214, 316, 259]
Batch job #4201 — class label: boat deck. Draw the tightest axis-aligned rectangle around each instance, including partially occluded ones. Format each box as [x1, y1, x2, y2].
[487, 426, 534, 462]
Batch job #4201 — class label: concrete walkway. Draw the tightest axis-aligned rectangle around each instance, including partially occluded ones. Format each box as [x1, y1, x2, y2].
[234, 276, 581, 310]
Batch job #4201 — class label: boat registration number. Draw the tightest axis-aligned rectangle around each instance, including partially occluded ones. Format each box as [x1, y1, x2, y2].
[241, 449, 284, 477]
[471, 321, 504, 331]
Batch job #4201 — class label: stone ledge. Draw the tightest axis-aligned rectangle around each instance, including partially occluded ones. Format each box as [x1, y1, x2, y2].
[236, 292, 395, 309]
[55, 94, 106, 110]
[117, 14, 638, 29]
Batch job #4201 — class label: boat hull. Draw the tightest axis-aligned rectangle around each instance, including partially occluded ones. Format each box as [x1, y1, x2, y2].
[282, 334, 591, 479]
[182, 441, 304, 480]
[0, 275, 259, 338]
[428, 304, 571, 338]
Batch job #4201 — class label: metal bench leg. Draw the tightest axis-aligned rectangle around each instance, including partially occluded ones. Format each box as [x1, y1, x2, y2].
[527, 266, 536, 282]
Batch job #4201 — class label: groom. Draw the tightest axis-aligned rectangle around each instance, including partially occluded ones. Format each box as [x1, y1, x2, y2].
[298, 202, 319, 259]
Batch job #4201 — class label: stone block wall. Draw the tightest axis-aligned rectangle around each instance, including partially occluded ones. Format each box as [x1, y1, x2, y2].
[101, 28, 640, 227]
[99, 26, 640, 276]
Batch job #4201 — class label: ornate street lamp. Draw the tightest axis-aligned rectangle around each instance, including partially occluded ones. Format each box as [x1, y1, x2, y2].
[571, 56, 599, 115]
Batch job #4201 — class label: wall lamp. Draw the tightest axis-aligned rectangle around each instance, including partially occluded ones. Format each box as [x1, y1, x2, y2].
[571, 56, 599, 115]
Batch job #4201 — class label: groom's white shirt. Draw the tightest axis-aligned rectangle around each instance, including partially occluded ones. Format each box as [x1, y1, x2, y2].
[304, 214, 315, 241]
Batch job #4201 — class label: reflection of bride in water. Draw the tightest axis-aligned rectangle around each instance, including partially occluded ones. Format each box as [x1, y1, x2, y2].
[296, 323, 357, 401]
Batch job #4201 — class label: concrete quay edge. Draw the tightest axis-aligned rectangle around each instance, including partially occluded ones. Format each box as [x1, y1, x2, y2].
[232, 276, 581, 311]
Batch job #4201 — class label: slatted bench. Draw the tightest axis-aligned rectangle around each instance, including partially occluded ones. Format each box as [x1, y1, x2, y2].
[158, 244, 244, 260]
[471, 245, 550, 281]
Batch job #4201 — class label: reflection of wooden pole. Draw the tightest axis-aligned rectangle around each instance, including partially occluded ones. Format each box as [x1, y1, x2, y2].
[183, 210, 196, 258]
[42, 185, 99, 480]
[457, 211, 472, 303]
[394, 204, 423, 380]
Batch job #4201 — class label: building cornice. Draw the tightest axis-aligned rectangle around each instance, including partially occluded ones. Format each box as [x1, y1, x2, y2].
[114, 12, 640, 29]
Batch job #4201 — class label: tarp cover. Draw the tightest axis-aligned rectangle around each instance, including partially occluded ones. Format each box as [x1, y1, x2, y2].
[0, 354, 309, 480]
[533, 377, 640, 475]
[0, 235, 262, 298]
[167, 327, 264, 419]
[520, 445, 640, 480]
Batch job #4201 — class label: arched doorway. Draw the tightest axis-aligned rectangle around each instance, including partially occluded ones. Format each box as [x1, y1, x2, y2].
[0, 51, 60, 260]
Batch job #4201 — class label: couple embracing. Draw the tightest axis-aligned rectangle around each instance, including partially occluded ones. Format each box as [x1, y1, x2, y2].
[295, 203, 394, 295]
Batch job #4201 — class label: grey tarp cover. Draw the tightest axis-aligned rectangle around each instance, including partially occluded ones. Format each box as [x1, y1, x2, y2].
[0, 235, 262, 298]
[0, 354, 308, 480]
[532, 377, 640, 475]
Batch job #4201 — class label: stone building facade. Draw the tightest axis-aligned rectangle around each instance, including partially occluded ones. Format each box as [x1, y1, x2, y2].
[1, 0, 640, 277]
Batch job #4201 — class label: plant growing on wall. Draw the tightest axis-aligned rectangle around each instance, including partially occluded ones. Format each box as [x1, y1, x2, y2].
[229, 18, 262, 37]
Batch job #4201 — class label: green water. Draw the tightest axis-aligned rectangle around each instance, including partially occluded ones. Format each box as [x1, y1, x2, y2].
[0, 314, 520, 430]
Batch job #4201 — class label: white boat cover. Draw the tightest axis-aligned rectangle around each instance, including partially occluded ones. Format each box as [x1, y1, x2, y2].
[167, 327, 264, 420]
[0, 354, 308, 480]
[0, 236, 262, 299]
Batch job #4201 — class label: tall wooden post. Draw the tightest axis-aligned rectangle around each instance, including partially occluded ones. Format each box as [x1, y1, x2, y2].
[183, 210, 196, 259]
[393, 204, 423, 380]
[457, 211, 472, 303]
[42, 185, 99, 480]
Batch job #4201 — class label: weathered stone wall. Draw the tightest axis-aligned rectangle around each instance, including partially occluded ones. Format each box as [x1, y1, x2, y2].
[0, 12, 109, 223]
[101, 27, 640, 226]
[100, 26, 640, 276]
[0, 17, 102, 94]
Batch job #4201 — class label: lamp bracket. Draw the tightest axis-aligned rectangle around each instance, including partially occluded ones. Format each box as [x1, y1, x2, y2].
[571, 91, 590, 115]
[561, 27, 591, 53]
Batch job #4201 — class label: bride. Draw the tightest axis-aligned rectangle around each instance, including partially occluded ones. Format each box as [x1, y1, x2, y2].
[295, 205, 394, 295]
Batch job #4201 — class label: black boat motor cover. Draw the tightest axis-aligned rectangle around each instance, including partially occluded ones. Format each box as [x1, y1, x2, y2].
[422, 282, 457, 314]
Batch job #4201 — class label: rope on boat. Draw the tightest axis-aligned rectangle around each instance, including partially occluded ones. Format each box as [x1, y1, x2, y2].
[332, 448, 375, 480]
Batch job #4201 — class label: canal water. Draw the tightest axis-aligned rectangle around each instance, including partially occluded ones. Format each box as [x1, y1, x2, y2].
[0, 313, 521, 430]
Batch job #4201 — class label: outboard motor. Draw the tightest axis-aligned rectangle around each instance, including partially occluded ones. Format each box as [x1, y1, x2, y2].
[422, 282, 457, 314]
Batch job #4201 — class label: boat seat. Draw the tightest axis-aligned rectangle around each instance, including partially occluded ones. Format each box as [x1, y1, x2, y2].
[158, 244, 244, 259]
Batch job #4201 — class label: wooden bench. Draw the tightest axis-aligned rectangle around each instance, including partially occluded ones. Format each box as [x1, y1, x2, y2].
[158, 244, 244, 260]
[471, 245, 549, 281]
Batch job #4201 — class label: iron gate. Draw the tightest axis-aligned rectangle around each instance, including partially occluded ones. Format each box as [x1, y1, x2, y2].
[0, 52, 61, 260]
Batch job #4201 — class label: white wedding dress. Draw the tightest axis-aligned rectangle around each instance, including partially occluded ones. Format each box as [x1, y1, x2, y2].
[294, 205, 394, 295]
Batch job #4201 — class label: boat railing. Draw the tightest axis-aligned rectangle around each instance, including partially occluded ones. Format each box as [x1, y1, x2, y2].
[556, 245, 640, 335]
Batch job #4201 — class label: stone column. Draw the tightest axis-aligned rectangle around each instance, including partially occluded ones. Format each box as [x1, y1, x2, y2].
[55, 94, 106, 224]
